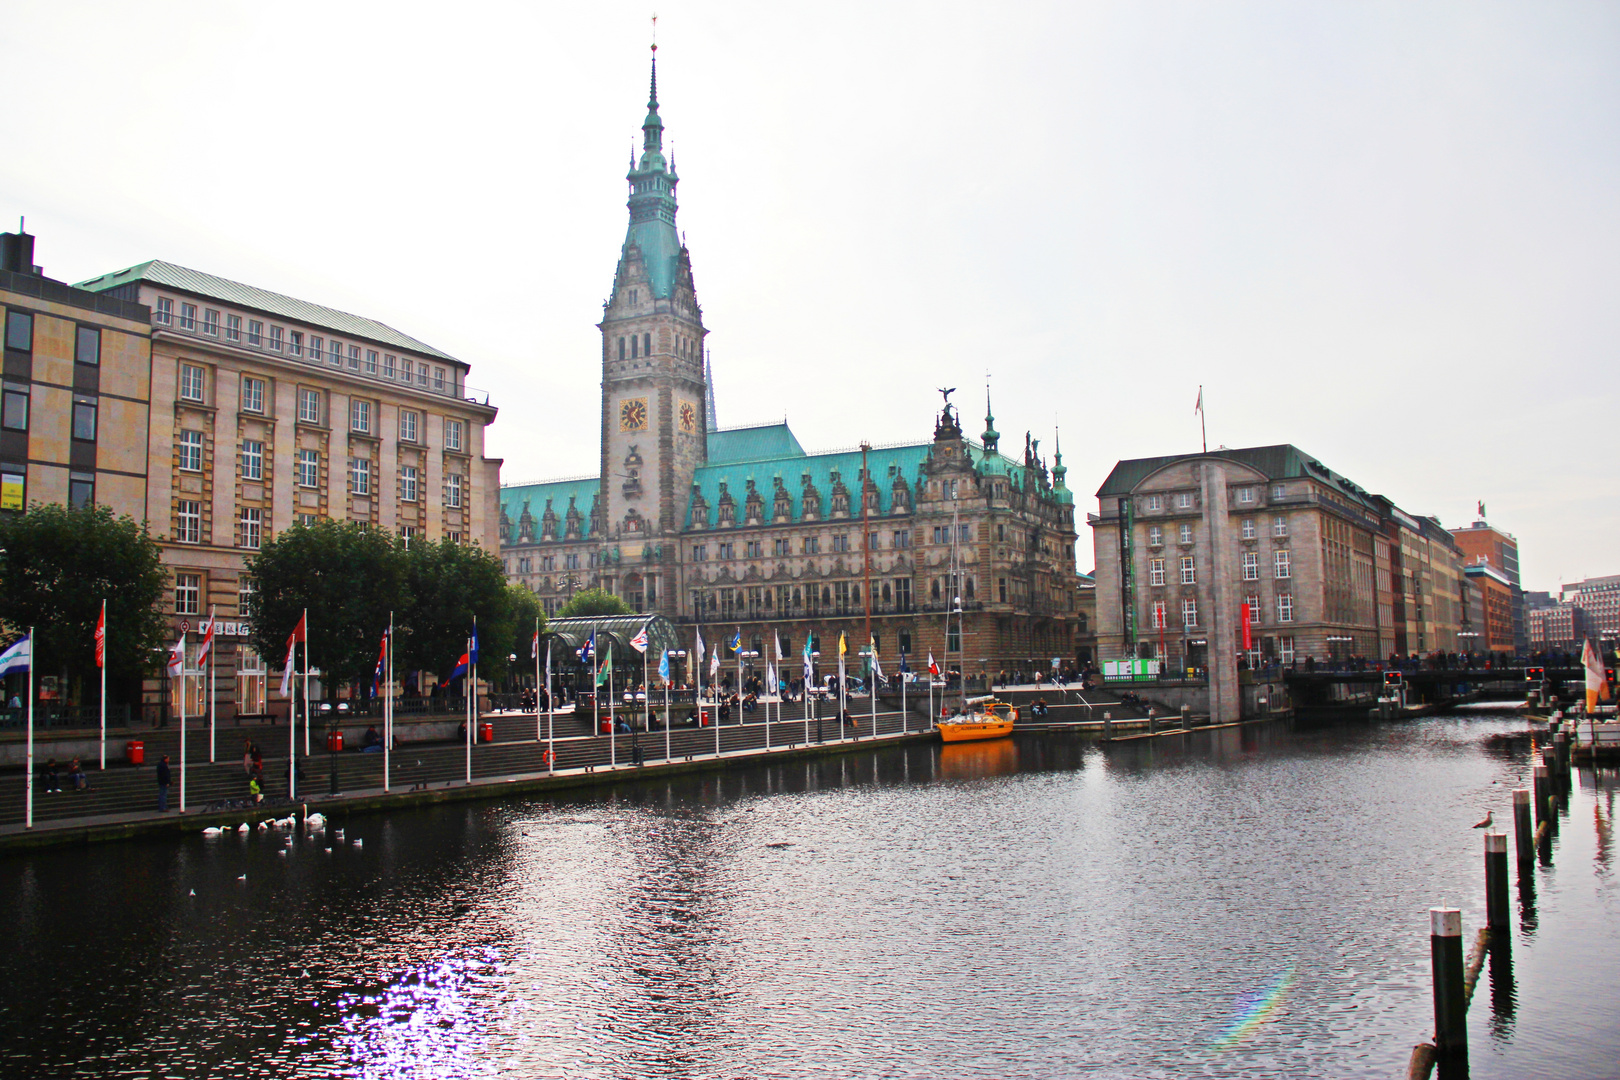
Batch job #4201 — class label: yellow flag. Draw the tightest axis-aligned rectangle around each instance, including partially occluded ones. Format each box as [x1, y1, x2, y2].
[838, 631, 847, 656]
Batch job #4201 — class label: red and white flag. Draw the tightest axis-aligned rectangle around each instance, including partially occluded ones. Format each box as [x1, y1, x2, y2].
[279, 613, 306, 697]
[196, 608, 217, 663]
[94, 601, 106, 669]
[167, 634, 186, 678]
[629, 625, 650, 653]
[928, 653, 940, 677]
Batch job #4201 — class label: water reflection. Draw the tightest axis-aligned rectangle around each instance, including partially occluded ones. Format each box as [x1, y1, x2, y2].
[938, 738, 1018, 780]
[1485, 935, 1516, 1041]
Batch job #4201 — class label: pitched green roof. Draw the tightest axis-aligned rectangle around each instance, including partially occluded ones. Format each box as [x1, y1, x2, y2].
[499, 477, 600, 538]
[75, 260, 460, 363]
[705, 422, 807, 466]
[1095, 444, 1382, 515]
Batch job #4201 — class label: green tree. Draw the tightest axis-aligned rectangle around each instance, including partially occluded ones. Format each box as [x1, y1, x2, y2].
[246, 520, 407, 697]
[555, 587, 632, 621]
[398, 538, 514, 683]
[0, 503, 167, 704]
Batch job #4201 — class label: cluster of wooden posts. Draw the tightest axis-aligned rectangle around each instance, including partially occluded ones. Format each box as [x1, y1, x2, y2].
[1408, 724, 1573, 1079]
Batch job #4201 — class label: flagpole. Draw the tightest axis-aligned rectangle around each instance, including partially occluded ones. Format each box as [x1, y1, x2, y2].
[870, 643, 877, 738]
[384, 612, 393, 793]
[901, 652, 907, 734]
[289, 635, 297, 801]
[534, 616, 541, 744]
[25, 628, 34, 829]
[301, 607, 310, 758]
[610, 643, 617, 768]
[208, 605, 217, 763]
[663, 652, 670, 764]
[99, 601, 107, 770]
[465, 634, 473, 784]
[695, 628, 705, 757]
[592, 622, 600, 750]
[179, 639, 188, 814]
[546, 640, 554, 771]
[1198, 384, 1207, 454]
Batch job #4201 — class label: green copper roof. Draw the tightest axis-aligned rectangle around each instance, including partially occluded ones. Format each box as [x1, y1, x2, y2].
[499, 477, 600, 539]
[75, 260, 460, 362]
[1095, 444, 1380, 514]
[622, 56, 683, 299]
[706, 422, 807, 466]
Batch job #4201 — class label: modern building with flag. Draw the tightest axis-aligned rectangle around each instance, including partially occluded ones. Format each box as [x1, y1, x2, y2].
[497, 48, 1087, 678]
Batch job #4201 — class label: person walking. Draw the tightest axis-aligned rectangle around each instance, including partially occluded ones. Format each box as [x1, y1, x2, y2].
[156, 755, 171, 812]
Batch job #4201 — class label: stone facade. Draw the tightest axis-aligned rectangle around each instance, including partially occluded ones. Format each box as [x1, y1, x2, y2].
[1091, 445, 1470, 671]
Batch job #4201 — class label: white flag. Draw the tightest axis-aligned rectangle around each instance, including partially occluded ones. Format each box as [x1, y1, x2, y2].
[774, 630, 783, 660]
[279, 638, 297, 697]
[167, 634, 186, 678]
[196, 609, 217, 662]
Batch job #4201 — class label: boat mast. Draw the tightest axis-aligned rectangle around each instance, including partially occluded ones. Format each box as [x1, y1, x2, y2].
[952, 498, 966, 713]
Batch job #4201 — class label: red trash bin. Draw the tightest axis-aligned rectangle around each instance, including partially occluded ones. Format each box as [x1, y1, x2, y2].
[327, 730, 344, 752]
[125, 740, 144, 765]
[480, 722, 494, 743]
[699, 710, 710, 727]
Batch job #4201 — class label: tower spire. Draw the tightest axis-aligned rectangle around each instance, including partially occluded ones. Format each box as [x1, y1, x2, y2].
[704, 351, 718, 430]
[981, 380, 1000, 452]
[1052, 426, 1067, 488]
[622, 34, 681, 298]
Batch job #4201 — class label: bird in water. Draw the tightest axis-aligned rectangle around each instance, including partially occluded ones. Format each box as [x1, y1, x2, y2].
[1472, 810, 1493, 829]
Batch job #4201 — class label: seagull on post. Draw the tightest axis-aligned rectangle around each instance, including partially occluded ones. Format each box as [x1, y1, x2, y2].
[1472, 810, 1493, 829]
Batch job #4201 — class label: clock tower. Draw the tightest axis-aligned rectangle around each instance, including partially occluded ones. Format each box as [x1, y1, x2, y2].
[597, 46, 708, 609]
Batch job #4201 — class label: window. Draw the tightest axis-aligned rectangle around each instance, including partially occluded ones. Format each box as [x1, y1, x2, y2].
[68, 471, 93, 509]
[446, 473, 462, 508]
[247, 320, 263, 347]
[241, 377, 264, 414]
[896, 579, 912, 609]
[1245, 594, 1260, 624]
[1149, 558, 1165, 586]
[564, 552, 579, 570]
[179, 364, 205, 402]
[179, 303, 197, 331]
[268, 326, 283, 352]
[1274, 550, 1291, 579]
[176, 501, 201, 544]
[803, 536, 819, 554]
[351, 399, 371, 433]
[1242, 552, 1259, 581]
[350, 457, 370, 495]
[401, 465, 418, 502]
[1178, 523, 1193, 544]
[238, 577, 256, 617]
[1272, 484, 1285, 499]
[1277, 593, 1294, 623]
[1180, 556, 1196, 584]
[298, 513, 317, 527]
[0, 467, 23, 511]
[178, 430, 203, 471]
[327, 339, 342, 365]
[631, 335, 639, 359]
[1238, 487, 1254, 504]
[241, 440, 263, 481]
[692, 544, 707, 561]
[1279, 635, 1295, 663]
[175, 573, 201, 615]
[434, 367, 445, 391]
[998, 576, 1008, 603]
[297, 449, 319, 488]
[2, 384, 27, 430]
[365, 350, 378, 374]
[1148, 525, 1162, 546]
[773, 538, 790, 556]
[240, 507, 262, 550]
[1241, 518, 1256, 540]
[226, 315, 241, 341]
[401, 359, 414, 384]
[298, 389, 322, 424]
[71, 397, 97, 441]
[445, 419, 463, 452]
[717, 541, 735, 559]
[308, 334, 322, 360]
[348, 345, 361, 370]
[832, 534, 848, 552]
[289, 331, 303, 357]
[1182, 598, 1198, 628]
[893, 529, 911, 548]
[618, 338, 626, 361]
[75, 326, 100, 365]
[417, 363, 428, 387]
[959, 524, 971, 543]
[1273, 515, 1288, 537]
[383, 354, 396, 379]
[1152, 601, 1166, 629]
[399, 410, 418, 442]
[446, 530, 462, 544]
[152, 299, 172, 326]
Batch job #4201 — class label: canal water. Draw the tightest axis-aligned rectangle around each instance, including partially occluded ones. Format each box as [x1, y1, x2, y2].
[1, 714, 1615, 1079]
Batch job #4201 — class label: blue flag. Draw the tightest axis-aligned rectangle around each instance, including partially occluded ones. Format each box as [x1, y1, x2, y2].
[449, 651, 470, 683]
[658, 649, 671, 682]
[0, 633, 30, 679]
[728, 629, 742, 653]
[802, 635, 813, 683]
[469, 624, 480, 665]
[577, 632, 595, 664]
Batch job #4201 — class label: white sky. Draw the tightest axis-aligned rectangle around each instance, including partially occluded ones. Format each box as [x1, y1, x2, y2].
[4, 2, 1615, 591]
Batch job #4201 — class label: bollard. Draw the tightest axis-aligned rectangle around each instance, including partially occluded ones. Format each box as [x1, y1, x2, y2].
[1430, 908, 1468, 1067]
[1102, 711, 1113, 740]
[1512, 788, 1533, 866]
[1533, 764, 1551, 827]
[1553, 731, 1570, 778]
[1484, 832, 1509, 930]
[1148, 711, 1157, 735]
[1541, 746, 1560, 798]
[1180, 704, 1191, 730]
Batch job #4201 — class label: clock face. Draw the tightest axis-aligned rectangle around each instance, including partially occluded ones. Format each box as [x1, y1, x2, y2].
[678, 401, 697, 433]
[619, 397, 649, 432]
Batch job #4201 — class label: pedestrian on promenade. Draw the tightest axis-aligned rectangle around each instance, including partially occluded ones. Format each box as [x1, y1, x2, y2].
[67, 759, 88, 791]
[248, 775, 262, 805]
[250, 744, 263, 782]
[40, 758, 61, 794]
[156, 755, 171, 812]
[242, 740, 255, 776]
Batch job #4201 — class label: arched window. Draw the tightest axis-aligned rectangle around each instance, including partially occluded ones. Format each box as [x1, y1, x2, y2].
[931, 580, 941, 601]
[643, 332, 652, 357]
[965, 578, 975, 599]
[631, 336, 638, 359]
[618, 337, 626, 361]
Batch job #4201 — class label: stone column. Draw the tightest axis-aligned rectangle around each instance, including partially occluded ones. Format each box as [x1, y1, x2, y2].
[1202, 461, 1240, 723]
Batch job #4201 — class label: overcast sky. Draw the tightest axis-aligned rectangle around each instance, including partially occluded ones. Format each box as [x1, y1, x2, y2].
[5, 2, 1615, 591]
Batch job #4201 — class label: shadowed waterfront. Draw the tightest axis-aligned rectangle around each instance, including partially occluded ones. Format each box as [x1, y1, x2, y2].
[1, 715, 1614, 1078]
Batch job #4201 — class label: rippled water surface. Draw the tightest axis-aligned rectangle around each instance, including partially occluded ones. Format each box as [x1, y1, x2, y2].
[2, 715, 1616, 1079]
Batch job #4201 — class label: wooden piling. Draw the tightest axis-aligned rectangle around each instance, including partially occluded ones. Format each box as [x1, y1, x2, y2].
[1180, 704, 1191, 730]
[1553, 731, 1570, 779]
[1533, 764, 1551, 826]
[1101, 711, 1113, 740]
[1484, 832, 1509, 930]
[1542, 746, 1560, 799]
[1429, 908, 1467, 1067]
[1512, 788, 1533, 866]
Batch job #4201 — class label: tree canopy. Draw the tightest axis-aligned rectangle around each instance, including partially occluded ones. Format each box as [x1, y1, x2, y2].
[555, 587, 633, 621]
[0, 503, 167, 701]
[398, 538, 515, 682]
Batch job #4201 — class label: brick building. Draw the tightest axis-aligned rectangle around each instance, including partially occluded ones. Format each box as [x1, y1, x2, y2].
[1450, 517, 1526, 654]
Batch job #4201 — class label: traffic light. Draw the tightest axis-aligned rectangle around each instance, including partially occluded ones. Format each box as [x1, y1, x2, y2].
[1525, 667, 1545, 682]
[1384, 671, 1403, 687]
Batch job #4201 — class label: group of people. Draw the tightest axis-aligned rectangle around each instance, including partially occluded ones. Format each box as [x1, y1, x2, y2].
[35, 758, 89, 794]
[241, 740, 265, 804]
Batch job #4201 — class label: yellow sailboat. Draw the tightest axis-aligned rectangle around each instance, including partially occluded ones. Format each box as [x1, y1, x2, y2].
[937, 697, 1017, 742]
